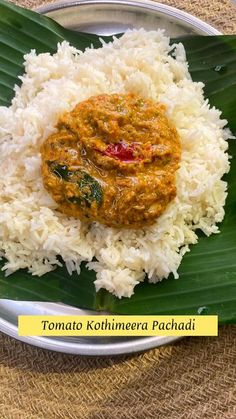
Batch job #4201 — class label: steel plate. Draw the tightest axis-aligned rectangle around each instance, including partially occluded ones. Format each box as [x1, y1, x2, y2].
[0, 0, 220, 355]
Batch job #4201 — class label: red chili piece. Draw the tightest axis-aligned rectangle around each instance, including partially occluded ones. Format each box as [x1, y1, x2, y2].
[104, 142, 136, 162]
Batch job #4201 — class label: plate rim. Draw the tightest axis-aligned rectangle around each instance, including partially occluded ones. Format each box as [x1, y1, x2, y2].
[36, 0, 221, 36]
[0, 315, 182, 355]
[0, 0, 220, 356]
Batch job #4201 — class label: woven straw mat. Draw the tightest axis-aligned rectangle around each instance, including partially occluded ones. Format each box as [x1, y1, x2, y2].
[1, 1, 236, 418]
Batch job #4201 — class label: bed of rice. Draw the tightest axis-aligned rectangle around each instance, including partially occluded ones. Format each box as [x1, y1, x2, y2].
[0, 30, 230, 298]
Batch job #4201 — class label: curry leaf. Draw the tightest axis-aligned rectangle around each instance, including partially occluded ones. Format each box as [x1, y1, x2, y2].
[51, 164, 71, 181]
[78, 172, 103, 207]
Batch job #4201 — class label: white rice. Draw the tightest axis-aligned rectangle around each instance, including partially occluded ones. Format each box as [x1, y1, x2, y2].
[0, 30, 231, 298]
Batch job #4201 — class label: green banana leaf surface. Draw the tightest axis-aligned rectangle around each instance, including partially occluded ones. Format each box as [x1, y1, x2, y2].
[0, 0, 236, 323]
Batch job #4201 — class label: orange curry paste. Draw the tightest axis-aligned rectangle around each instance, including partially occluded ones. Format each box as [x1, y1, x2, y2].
[41, 93, 181, 228]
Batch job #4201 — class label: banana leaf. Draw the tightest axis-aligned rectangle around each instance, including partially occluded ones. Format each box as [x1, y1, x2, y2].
[0, 0, 236, 323]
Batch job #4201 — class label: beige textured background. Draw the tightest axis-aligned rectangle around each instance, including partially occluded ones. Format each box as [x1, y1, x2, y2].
[1, 1, 236, 418]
